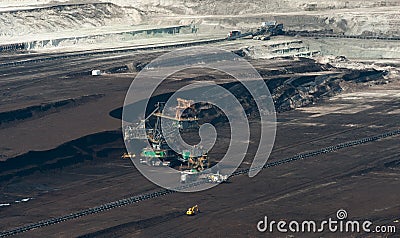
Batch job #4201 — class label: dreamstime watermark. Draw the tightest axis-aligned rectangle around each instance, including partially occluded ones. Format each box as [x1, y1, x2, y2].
[122, 46, 276, 192]
[257, 209, 397, 234]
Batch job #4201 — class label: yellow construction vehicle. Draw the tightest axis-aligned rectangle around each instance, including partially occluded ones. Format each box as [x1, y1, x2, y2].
[121, 153, 135, 159]
[186, 205, 199, 216]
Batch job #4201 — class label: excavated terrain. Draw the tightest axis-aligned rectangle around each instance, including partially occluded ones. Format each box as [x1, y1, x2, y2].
[0, 1, 399, 237]
[1, 49, 399, 237]
[0, 3, 141, 38]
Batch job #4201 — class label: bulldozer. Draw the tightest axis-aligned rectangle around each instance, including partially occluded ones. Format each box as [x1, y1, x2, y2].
[186, 205, 199, 216]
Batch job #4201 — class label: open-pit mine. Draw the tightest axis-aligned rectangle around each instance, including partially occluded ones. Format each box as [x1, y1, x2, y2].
[0, 0, 399, 237]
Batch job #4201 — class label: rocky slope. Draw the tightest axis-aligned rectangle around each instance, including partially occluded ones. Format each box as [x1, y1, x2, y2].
[0, 2, 141, 38]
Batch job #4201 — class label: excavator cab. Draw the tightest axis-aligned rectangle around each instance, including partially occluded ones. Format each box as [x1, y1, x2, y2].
[186, 205, 199, 216]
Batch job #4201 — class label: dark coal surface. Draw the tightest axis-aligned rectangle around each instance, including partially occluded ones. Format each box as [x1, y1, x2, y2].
[0, 51, 397, 237]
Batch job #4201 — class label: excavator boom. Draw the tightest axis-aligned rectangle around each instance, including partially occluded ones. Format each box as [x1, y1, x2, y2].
[186, 205, 199, 216]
